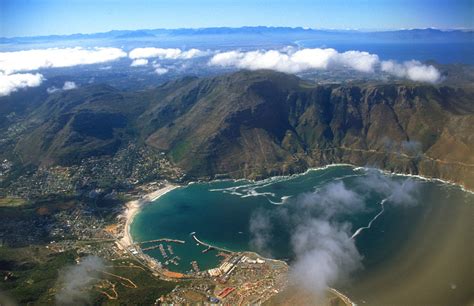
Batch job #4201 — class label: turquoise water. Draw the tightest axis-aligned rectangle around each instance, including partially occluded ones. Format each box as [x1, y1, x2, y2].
[131, 165, 474, 304]
[131, 165, 374, 272]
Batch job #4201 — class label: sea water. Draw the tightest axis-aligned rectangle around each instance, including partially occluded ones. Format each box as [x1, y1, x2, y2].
[131, 165, 473, 305]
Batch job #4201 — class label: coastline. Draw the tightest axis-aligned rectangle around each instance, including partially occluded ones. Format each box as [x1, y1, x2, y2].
[205, 163, 474, 194]
[117, 165, 470, 305]
[118, 164, 472, 252]
[120, 184, 179, 248]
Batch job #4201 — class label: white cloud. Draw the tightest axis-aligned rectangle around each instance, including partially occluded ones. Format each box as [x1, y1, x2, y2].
[46, 81, 78, 94]
[128, 47, 206, 60]
[0, 72, 44, 97]
[130, 58, 149, 67]
[180, 48, 207, 59]
[129, 48, 179, 60]
[154, 67, 169, 75]
[290, 219, 362, 295]
[0, 47, 127, 75]
[154, 65, 169, 75]
[0, 47, 125, 96]
[249, 172, 421, 297]
[209, 48, 380, 74]
[56, 256, 106, 305]
[152, 62, 169, 75]
[128, 48, 206, 73]
[336, 50, 379, 73]
[47, 86, 60, 94]
[62, 81, 77, 90]
[209, 47, 441, 83]
[381, 60, 441, 83]
[290, 48, 338, 70]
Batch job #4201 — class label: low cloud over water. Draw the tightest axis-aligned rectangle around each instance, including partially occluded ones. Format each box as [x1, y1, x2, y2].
[249, 170, 421, 297]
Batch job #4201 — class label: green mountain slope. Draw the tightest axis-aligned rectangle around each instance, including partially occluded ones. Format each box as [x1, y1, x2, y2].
[6, 70, 474, 188]
[145, 71, 474, 188]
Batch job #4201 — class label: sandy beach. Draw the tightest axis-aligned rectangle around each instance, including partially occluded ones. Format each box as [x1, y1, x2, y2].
[120, 184, 179, 248]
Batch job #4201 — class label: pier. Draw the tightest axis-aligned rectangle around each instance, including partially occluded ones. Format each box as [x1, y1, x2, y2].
[191, 233, 232, 253]
[191, 260, 200, 272]
[136, 238, 185, 245]
[202, 246, 213, 253]
[167, 245, 174, 255]
[158, 244, 167, 258]
[142, 245, 161, 251]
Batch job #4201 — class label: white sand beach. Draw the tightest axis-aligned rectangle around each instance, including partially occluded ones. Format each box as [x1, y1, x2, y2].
[120, 184, 179, 248]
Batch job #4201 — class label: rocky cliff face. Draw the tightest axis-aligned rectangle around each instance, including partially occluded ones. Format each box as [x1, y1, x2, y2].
[146, 70, 474, 188]
[9, 70, 474, 189]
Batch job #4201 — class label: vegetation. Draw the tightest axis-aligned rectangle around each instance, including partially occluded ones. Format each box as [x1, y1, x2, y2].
[0, 197, 27, 207]
[97, 259, 177, 305]
[146, 71, 474, 188]
[0, 246, 76, 304]
[1, 70, 473, 189]
[0, 247, 177, 305]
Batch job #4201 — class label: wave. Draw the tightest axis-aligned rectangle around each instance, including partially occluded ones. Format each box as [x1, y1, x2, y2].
[358, 167, 474, 196]
[209, 164, 360, 205]
[268, 196, 292, 205]
[351, 198, 388, 240]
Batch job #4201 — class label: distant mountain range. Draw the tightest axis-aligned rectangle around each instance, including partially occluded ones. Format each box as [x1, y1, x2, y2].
[2, 70, 473, 188]
[1, 26, 472, 43]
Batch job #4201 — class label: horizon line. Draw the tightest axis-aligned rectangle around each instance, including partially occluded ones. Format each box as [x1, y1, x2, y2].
[2, 26, 473, 40]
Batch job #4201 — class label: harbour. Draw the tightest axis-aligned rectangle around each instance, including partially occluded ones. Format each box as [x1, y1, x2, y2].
[130, 165, 474, 305]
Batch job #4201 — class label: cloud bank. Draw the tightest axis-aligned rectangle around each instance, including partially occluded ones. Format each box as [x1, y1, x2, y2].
[128, 47, 209, 71]
[129, 47, 206, 60]
[381, 60, 441, 83]
[0, 47, 126, 96]
[249, 171, 420, 298]
[209, 48, 441, 83]
[0, 45, 442, 97]
[130, 58, 149, 67]
[128, 48, 207, 71]
[0, 72, 44, 96]
[0, 47, 127, 75]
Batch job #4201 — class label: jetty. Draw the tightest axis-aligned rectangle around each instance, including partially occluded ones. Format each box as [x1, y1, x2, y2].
[202, 246, 212, 253]
[190, 233, 232, 253]
[142, 245, 161, 251]
[191, 260, 200, 272]
[136, 238, 185, 245]
[158, 244, 167, 258]
[167, 245, 174, 255]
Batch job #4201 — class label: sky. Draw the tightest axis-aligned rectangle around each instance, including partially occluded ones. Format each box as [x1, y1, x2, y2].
[1, 0, 473, 37]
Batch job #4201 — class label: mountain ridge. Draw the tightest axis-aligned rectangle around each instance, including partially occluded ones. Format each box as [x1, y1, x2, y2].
[141, 71, 474, 189]
[2, 26, 472, 41]
[4, 70, 474, 189]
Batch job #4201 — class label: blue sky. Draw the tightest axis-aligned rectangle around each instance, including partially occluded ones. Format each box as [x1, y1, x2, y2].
[1, 0, 473, 37]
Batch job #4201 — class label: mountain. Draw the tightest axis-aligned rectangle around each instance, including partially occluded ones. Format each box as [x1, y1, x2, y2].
[4, 70, 474, 189]
[114, 30, 156, 39]
[1, 27, 472, 42]
[145, 71, 474, 188]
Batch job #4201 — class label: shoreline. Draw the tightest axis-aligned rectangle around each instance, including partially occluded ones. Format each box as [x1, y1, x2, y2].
[120, 183, 179, 248]
[119, 163, 473, 260]
[202, 163, 474, 194]
[117, 165, 470, 305]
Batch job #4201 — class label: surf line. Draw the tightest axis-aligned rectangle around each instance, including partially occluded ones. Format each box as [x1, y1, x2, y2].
[350, 198, 388, 240]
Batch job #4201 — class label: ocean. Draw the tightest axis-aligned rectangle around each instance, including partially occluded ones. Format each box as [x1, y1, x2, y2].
[131, 165, 474, 305]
